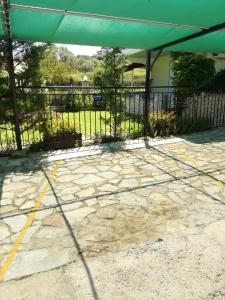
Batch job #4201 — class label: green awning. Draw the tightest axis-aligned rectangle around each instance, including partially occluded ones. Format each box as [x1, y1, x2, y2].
[1, 0, 225, 53]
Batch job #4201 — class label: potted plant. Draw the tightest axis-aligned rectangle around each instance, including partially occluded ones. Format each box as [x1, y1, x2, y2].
[42, 112, 82, 150]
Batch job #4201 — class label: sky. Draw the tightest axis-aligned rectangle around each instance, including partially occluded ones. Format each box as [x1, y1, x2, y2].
[56, 44, 101, 56]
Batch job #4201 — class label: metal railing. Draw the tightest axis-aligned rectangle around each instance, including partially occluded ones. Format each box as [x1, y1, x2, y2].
[0, 86, 225, 153]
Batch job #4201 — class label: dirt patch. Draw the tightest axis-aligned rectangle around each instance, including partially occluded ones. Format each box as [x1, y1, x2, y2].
[77, 203, 181, 257]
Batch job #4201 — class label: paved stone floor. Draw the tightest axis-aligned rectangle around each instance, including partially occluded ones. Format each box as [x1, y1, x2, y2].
[0, 128, 225, 299]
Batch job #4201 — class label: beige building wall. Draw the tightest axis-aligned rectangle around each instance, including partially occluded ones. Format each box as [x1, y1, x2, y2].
[127, 50, 225, 90]
[207, 53, 225, 72]
[151, 53, 171, 92]
[151, 53, 225, 90]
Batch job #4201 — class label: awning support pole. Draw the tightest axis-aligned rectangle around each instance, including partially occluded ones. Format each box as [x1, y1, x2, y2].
[2, 0, 22, 150]
[144, 49, 151, 137]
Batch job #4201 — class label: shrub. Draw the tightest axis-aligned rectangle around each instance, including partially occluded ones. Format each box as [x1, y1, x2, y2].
[147, 110, 213, 137]
[41, 111, 78, 137]
[148, 111, 176, 137]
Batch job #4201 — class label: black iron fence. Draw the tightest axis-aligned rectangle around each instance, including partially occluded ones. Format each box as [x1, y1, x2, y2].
[0, 86, 225, 153]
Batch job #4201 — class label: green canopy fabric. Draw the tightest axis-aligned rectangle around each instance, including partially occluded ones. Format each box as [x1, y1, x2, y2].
[1, 0, 225, 53]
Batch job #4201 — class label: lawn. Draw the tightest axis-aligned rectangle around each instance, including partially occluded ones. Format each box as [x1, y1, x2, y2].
[0, 110, 143, 148]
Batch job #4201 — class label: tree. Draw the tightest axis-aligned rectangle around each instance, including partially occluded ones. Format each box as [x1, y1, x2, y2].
[0, 41, 49, 118]
[94, 48, 126, 87]
[172, 52, 215, 91]
[206, 69, 225, 92]
[74, 55, 99, 73]
[93, 48, 127, 138]
[40, 45, 75, 85]
[0, 40, 49, 87]
[172, 52, 215, 115]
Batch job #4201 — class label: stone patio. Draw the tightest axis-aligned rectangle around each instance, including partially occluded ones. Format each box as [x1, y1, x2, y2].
[0, 128, 225, 298]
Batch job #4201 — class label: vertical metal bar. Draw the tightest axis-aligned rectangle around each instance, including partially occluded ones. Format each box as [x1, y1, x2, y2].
[138, 90, 141, 137]
[124, 90, 127, 134]
[205, 93, 210, 128]
[216, 93, 220, 127]
[72, 94, 76, 133]
[99, 95, 102, 138]
[133, 88, 136, 134]
[104, 91, 107, 137]
[222, 93, 225, 126]
[83, 94, 86, 140]
[114, 87, 117, 138]
[61, 94, 64, 133]
[218, 93, 223, 127]
[88, 94, 93, 139]
[144, 49, 151, 137]
[128, 89, 131, 136]
[119, 89, 122, 136]
[2, 0, 22, 150]
[109, 91, 112, 138]
[94, 96, 97, 138]
[67, 93, 70, 131]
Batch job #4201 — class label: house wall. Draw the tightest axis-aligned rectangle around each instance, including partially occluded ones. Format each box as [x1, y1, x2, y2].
[128, 51, 225, 91]
[207, 54, 225, 72]
[151, 53, 171, 92]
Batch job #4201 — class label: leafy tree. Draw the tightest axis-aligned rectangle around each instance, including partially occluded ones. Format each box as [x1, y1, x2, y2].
[206, 69, 225, 92]
[172, 52, 215, 115]
[0, 41, 49, 125]
[58, 46, 76, 70]
[93, 48, 127, 138]
[0, 40, 49, 86]
[94, 48, 126, 86]
[40, 45, 75, 85]
[74, 55, 100, 73]
[172, 52, 215, 91]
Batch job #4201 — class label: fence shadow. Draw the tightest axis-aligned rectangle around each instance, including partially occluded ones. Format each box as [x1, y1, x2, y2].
[179, 127, 225, 145]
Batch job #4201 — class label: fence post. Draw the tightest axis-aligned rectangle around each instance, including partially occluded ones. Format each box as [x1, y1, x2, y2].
[114, 87, 117, 138]
[2, 0, 22, 150]
[144, 49, 151, 137]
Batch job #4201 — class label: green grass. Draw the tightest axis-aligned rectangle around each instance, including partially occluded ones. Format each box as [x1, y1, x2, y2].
[60, 111, 142, 137]
[0, 110, 143, 148]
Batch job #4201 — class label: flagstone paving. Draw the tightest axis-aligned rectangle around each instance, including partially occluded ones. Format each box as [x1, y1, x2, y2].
[0, 128, 225, 286]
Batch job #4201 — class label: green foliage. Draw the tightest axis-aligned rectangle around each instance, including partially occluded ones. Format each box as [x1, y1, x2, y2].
[16, 43, 49, 86]
[0, 42, 49, 127]
[0, 71, 10, 120]
[123, 68, 145, 85]
[0, 71, 9, 95]
[93, 48, 127, 137]
[93, 48, 127, 87]
[172, 52, 215, 92]
[40, 46, 100, 85]
[40, 46, 74, 85]
[148, 111, 176, 137]
[206, 69, 225, 92]
[74, 55, 100, 73]
[147, 110, 213, 137]
[41, 111, 78, 137]
[93, 67, 105, 86]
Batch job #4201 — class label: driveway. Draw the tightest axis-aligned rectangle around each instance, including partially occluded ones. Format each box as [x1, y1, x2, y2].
[0, 128, 225, 299]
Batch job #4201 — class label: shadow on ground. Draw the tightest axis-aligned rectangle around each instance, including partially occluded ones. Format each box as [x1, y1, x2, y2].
[179, 127, 225, 144]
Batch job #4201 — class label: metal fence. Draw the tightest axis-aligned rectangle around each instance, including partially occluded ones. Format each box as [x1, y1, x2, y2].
[0, 86, 225, 153]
